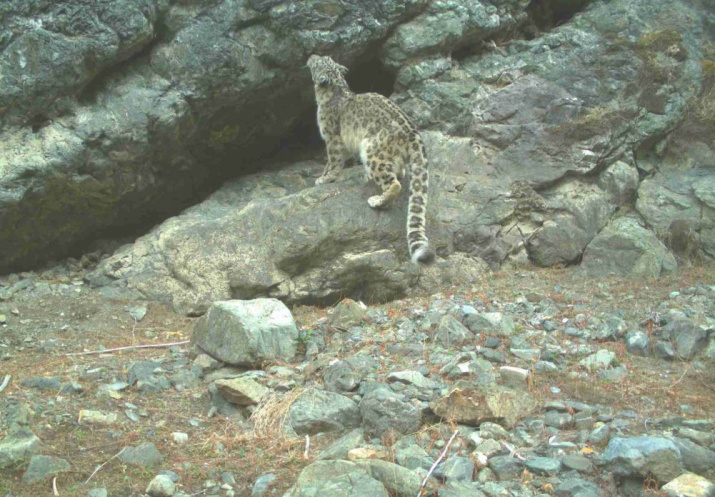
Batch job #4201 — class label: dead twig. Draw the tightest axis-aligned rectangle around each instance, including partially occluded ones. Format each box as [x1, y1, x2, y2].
[66, 341, 189, 357]
[85, 447, 126, 484]
[0, 374, 10, 393]
[417, 429, 458, 497]
[52, 476, 59, 496]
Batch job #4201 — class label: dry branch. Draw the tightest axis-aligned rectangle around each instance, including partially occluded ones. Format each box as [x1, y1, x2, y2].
[417, 429, 458, 497]
[66, 341, 189, 356]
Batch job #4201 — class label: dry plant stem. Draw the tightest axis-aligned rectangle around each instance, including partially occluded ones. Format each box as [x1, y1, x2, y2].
[85, 447, 126, 484]
[52, 476, 59, 496]
[67, 341, 189, 356]
[417, 429, 458, 497]
[0, 374, 10, 393]
[304, 435, 310, 459]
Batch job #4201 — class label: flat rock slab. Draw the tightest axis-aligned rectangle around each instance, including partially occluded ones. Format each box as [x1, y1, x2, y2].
[603, 436, 683, 482]
[192, 299, 298, 367]
[22, 455, 71, 485]
[214, 377, 268, 406]
[119, 443, 163, 468]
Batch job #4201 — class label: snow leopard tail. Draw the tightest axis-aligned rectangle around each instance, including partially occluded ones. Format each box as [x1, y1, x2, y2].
[407, 139, 435, 264]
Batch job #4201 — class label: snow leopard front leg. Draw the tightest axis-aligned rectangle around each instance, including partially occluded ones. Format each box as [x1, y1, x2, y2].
[316, 136, 347, 185]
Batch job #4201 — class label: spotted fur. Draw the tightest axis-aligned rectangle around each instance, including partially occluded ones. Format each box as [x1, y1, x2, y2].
[307, 55, 434, 264]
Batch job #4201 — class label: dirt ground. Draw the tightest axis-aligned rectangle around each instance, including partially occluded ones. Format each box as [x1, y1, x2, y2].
[0, 262, 713, 496]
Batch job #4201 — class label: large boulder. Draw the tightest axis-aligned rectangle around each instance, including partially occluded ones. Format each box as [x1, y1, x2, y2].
[603, 436, 684, 482]
[192, 299, 298, 365]
[580, 217, 677, 278]
[289, 390, 361, 435]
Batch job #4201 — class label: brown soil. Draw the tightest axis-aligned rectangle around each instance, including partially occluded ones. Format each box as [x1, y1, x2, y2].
[0, 264, 713, 496]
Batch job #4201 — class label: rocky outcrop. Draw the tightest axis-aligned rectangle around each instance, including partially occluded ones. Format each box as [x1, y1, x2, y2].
[0, 0, 432, 272]
[2, 0, 714, 310]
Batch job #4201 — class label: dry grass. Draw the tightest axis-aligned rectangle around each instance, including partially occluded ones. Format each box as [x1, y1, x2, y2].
[252, 387, 305, 440]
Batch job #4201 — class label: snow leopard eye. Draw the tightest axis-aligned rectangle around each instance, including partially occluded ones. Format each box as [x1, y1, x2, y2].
[318, 75, 329, 86]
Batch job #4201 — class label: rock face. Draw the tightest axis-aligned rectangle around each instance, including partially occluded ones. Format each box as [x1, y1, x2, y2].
[3, 0, 714, 307]
[0, 0, 426, 273]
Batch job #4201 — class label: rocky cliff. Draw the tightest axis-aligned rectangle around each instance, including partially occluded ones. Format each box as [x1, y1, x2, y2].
[1, 0, 713, 313]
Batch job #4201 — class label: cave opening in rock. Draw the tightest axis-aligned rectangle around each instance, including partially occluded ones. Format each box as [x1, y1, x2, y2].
[346, 54, 397, 97]
[524, 0, 592, 39]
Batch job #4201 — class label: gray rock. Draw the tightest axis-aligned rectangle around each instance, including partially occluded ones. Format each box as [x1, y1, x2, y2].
[499, 366, 531, 390]
[671, 437, 715, 476]
[431, 385, 537, 428]
[360, 386, 421, 437]
[317, 429, 365, 461]
[561, 454, 593, 473]
[579, 349, 615, 371]
[395, 444, 432, 471]
[354, 459, 431, 497]
[440, 456, 474, 483]
[119, 443, 163, 467]
[581, 217, 677, 278]
[554, 478, 602, 497]
[544, 411, 574, 430]
[0, 428, 41, 469]
[535, 361, 559, 373]
[289, 390, 361, 435]
[528, 184, 615, 267]
[479, 422, 510, 441]
[19, 377, 62, 391]
[214, 377, 269, 406]
[21, 455, 71, 484]
[524, 456, 561, 476]
[128, 306, 148, 322]
[146, 474, 176, 497]
[88, 162, 422, 314]
[598, 365, 628, 381]
[636, 164, 714, 259]
[432, 315, 474, 347]
[656, 341, 676, 360]
[661, 472, 715, 497]
[438, 482, 487, 497]
[603, 436, 683, 482]
[329, 299, 367, 330]
[664, 319, 708, 360]
[488, 455, 524, 481]
[323, 355, 377, 393]
[598, 161, 639, 206]
[127, 361, 167, 392]
[625, 330, 652, 357]
[192, 299, 298, 366]
[251, 473, 276, 497]
[464, 312, 515, 336]
[590, 425, 612, 447]
[284, 460, 389, 497]
[387, 370, 439, 390]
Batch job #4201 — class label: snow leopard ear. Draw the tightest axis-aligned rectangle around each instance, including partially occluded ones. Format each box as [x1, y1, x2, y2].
[337, 63, 349, 75]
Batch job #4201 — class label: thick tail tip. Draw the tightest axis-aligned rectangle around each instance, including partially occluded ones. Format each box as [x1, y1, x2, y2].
[411, 244, 436, 264]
